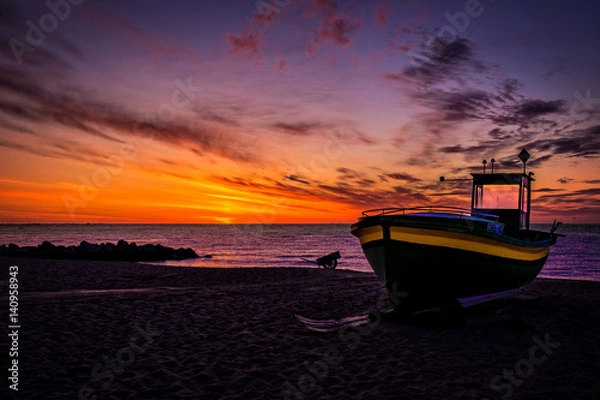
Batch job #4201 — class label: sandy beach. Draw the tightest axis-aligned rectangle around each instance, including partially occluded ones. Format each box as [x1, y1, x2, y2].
[2, 256, 599, 400]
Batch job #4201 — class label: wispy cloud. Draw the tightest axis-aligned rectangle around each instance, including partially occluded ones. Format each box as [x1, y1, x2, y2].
[0, 31, 262, 165]
[271, 121, 322, 135]
[306, 0, 362, 54]
[226, 26, 264, 62]
[210, 163, 447, 213]
[224, 4, 286, 63]
[0, 136, 112, 165]
[381, 172, 422, 183]
[284, 174, 311, 185]
[388, 38, 483, 86]
[524, 125, 600, 158]
[374, 4, 392, 29]
[557, 177, 573, 184]
[537, 187, 600, 202]
[227, 0, 363, 60]
[385, 35, 598, 165]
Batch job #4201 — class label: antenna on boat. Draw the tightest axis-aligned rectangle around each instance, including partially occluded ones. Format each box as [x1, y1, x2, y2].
[518, 148, 531, 174]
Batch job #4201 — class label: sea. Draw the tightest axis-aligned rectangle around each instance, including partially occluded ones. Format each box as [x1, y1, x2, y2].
[1, 224, 599, 282]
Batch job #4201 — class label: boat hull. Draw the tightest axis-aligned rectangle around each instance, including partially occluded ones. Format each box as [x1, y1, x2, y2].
[351, 215, 555, 305]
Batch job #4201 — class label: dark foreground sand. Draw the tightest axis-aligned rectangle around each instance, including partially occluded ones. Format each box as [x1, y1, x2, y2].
[2, 256, 599, 400]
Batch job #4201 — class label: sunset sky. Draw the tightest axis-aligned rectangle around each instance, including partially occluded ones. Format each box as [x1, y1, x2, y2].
[1, 0, 599, 224]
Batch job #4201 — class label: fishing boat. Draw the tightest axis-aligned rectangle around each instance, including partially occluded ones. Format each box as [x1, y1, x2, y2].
[350, 149, 561, 311]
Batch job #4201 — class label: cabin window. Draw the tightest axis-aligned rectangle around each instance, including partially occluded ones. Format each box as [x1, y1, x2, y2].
[474, 184, 520, 209]
[521, 184, 529, 213]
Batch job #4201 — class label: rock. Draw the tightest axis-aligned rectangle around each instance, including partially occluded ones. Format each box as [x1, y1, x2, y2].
[0, 240, 199, 261]
[16, 246, 37, 255]
[140, 244, 156, 253]
[80, 241, 101, 253]
[104, 242, 117, 252]
[55, 245, 74, 259]
[38, 241, 56, 251]
[36, 241, 57, 258]
[173, 247, 199, 260]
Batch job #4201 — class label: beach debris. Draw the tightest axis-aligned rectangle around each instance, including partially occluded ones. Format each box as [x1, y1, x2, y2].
[0, 240, 199, 262]
[295, 313, 371, 333]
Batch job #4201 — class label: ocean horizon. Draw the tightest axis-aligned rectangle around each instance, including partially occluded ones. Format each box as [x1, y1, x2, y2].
[2, 223, 599, 282]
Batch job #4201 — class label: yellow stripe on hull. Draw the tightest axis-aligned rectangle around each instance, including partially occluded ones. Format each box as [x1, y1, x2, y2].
[354, 225, 384, 245]
[353, 225, 549, 262]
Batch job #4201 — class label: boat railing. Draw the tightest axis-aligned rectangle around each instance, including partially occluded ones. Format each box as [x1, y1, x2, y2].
[360, 206, 500, 220]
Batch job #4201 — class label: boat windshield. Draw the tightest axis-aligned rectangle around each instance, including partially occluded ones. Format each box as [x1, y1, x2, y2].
[474, 184, 519, 209]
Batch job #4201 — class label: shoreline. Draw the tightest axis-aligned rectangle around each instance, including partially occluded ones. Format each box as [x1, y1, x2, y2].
[2, 256, 599, 399]
[4, 254, 598, 294]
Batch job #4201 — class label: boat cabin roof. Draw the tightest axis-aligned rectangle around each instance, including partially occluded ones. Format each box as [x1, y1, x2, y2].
[470, 172, 534, 185]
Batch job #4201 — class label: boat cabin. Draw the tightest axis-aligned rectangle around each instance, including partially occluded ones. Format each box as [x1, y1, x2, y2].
[471, 172, 532, 232]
